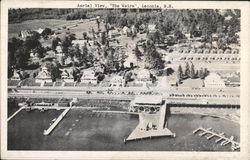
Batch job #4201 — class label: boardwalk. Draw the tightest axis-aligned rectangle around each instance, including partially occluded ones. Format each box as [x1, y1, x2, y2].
[193, 127, 240, 151]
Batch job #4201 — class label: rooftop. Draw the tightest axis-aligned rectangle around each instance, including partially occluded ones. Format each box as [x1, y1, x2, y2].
[133, 96, 163, 105]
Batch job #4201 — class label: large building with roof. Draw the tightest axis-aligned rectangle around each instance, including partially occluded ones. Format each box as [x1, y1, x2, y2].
[129, 95, 164, 113]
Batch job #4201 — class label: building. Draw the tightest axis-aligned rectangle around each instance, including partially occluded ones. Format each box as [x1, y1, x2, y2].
[37, 28, 44, 34]
[81, 69, 97, 84]
[20, 30, 32, 39]
[122, 26, 129, 35]
[136, 69, 151, 83]
[35, 66, 52, 83]
[56, 46, 63, 54]
[148, 24, 156, 33]
[108, 30, 121, 39]
[129, 96, 163, 113]
[72, 40, 88, 48]
[110, 75, 125, 88]
[11, 70, 21, 81]
[204, 73, 226, 88]
[61, 69, 74, 83]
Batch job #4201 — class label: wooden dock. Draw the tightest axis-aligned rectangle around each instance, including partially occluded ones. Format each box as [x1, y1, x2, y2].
[193, 127, 240, 151]
[43, 106, 72, 135]
[7, 107, 24, 122]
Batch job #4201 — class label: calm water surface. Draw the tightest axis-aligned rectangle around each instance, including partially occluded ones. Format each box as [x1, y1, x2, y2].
[8, 109, 240, 151]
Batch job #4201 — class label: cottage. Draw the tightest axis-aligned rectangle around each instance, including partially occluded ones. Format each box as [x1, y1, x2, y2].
[81, 69, 97, 84]
[56, 46, 63, 54]
[20, 30, 32, 39]
[72, 40, 88, 48]
[35, 66, 52, 83]
[61, 69, 74, 83]
[110, 75, 125, 88]
[137, 69, 151, 83]
[37, 28, 44, 34]
[122, 26, 129, 35]
[204, 73, 226, 88]
[148, 24, 156, 33]
[108, 30, 121, 39]
[11, 70, 21, 81]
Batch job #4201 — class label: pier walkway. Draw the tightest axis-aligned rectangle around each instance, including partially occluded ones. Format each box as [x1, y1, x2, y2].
[193, 127, 240, 151]
[7, 107, 24, 122]
[43, 106, 72, 136]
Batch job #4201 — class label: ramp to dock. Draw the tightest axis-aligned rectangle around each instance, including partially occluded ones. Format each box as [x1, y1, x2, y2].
[158, 101, 167, 129]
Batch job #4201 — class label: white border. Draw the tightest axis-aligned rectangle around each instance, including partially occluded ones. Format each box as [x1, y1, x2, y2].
[1, 1, 250, 160]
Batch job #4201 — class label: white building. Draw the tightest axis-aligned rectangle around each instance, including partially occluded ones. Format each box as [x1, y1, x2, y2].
[37, 28, 44, 34]
[20, 30, 32, 39]
[11, 70, 21, 81]
[35, 66, 52, 83]
[61, 69, 74, 83]
[137, 69, 151, 83]
[110, 75, 125, 88]
[81, 69, 97, 84]
[148, 24, 156, 33]
[204, 73, 226, 88]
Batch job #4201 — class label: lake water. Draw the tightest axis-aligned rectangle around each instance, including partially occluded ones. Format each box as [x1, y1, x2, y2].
[8, 109, 240, 151]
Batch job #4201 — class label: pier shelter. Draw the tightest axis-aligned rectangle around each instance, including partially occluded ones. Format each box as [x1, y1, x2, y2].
[129, 96, 163, 113]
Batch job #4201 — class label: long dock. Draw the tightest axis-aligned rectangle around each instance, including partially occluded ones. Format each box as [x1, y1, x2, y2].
[7, 107, 24, 122]
[158, 101, 167, 129]
[193, 127, 240, 151]
[43, 106, 72, 135]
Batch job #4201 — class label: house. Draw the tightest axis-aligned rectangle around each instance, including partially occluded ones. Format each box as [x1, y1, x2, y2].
[56, 46, 63, 54]
[110, 75, 125, 88]
[72, 40, 88, 48]
[148, 24, 156, 33]
[61, 69, 74, 83]
[11, 70, 21, 81]
[81, 69, 97, 84]
[20, 30, 32, 39]
[122, 26, 129, 35]
[136, 69, 151, 83]
[204, 73, 226, 88]
[108, 30, 121, 39]
[37, 28, 44, 34]
[35, 66, 52, 83]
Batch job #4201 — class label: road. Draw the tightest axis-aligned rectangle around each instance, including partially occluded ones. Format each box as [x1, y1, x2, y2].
[8, 86, 240, 106]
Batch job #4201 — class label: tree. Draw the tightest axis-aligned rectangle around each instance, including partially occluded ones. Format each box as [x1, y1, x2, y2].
[35, 46, 46, 58]
[101, 32, 106, 45]
[82, 32, 87, 39]
[184, 62, 190, 78]
[46, 62, 61, 82]
[177, 65, 183, 83]
[41, 28, 53, 38]
[134, 45, 142, 61]
[190, 63, 195, 79]
[199, 68, 205, 79]
[52, 37, 61, 51]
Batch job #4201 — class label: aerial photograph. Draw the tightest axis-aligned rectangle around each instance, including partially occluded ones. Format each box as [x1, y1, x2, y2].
[7, 8, 240, 151]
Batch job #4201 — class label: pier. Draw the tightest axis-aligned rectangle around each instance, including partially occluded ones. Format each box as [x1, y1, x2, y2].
[125, 100, 175, 143]
[43, 99, 76, 136]
[193, 127, 240, 151]
[7, 107, 24, 122]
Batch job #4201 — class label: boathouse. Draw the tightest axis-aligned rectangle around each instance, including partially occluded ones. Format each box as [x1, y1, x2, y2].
[129, 96, 163, 113]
